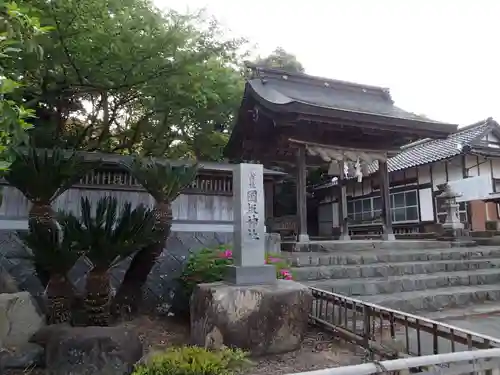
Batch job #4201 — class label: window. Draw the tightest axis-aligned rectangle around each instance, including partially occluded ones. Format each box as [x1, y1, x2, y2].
[347, 197, 380, 222]
[390, 191, 419, 223]
[347, 190, 419, 224]
[435, 198, 468, 223]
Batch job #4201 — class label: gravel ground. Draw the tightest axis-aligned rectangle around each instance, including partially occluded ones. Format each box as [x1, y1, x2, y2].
[4, 316, 363, 375]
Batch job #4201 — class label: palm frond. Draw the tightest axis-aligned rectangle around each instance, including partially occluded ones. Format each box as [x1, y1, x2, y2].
[79, 197, 158, 270]
[129, 157, 198, 202]
[5, 147, 101, 204]
[21, 218, 83, 275]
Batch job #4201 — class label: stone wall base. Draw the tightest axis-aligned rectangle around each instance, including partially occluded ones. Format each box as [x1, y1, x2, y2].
[190, 280, 312, 355]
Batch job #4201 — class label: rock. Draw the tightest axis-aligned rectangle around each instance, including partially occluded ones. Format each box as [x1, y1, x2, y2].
[30, 323, 72, 346]
[43, 326, 143, 375]
[0, 291, 45, 348]
[0, 264, 19, 294]
[190, 280, 312, 355]
[0, 343, 44, 370]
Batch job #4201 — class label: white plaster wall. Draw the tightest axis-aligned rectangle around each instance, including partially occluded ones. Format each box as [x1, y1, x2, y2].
[417, 165, 431, 184]
[432, 162, 447, 190]
[466, 154, 480, 177]
[419, 188, 434, 221]
[447, 159, 463, 183]
[492, 158, 500, 178]
[479, 156, 492, 177]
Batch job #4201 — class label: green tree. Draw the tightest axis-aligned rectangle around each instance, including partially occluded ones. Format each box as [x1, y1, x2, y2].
[22, 216, 81, 324]
[0, 1, 47, 167]
[255, 47, 305, 73]
[14, 0, 245, 161]
[112, 158, 197, 314]
[5, 147, 99, 286]
[69, 197, 158, 326]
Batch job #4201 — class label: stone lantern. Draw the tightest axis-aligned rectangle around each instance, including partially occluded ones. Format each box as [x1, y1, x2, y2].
[436, 183, 464, 240]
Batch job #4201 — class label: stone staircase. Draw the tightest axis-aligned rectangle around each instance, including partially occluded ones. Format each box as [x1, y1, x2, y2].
[286, 241, 500, 314]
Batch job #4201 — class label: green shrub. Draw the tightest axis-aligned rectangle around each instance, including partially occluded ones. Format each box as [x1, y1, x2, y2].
[132, 346, 250, 375]
[170, 245, 292, 317]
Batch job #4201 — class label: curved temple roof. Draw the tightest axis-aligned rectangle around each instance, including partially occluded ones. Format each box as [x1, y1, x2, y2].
[244, 64, 459, 136]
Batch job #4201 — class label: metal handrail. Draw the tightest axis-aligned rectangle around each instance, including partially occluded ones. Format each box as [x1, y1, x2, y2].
[288, 348, 500, 375]
[309, 287, 500, 358]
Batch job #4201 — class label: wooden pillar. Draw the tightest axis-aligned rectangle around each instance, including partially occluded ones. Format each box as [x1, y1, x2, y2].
[296, 145, 309, 242]
[264, 180, 274, 231]
[337, 160, 350, 240]
[379, 159, 395, 240]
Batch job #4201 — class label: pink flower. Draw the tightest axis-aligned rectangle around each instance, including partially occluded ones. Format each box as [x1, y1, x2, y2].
[220, 249, 232, 259]
[279, 269, 292, 280]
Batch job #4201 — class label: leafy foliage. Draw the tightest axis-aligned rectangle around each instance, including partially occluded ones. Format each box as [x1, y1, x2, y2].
[0, 1, 48, 167]
[5, 147, 98, 204]
[13, 0, 245, 160]
[132, 346, 250, 375]
[171, 246, 292, 316]
[68, 196, 159, 269]
[254, 47, 305, 73]
[129, 158, 198, 202]
[21, 217, 81, 275]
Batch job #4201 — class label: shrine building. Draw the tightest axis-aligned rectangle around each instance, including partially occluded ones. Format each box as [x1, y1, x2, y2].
[224, 64, 461, 241]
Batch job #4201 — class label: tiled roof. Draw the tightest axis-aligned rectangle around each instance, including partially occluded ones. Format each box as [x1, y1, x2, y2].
[247, 65, 457, 128]
[386, 118, 495, 172]
[315, 118, 497, 190]
[248, 76, 435, 123]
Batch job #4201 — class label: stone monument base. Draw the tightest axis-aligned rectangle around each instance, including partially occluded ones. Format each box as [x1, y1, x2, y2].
[190, 280, 312, 355]
[225, 264, 276, 285]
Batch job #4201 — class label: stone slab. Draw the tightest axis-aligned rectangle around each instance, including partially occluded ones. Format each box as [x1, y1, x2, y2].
[362, 284, 500, 312]
[225, 265, 276, 285]
[292, 258, 500, 281]
[190, 280, 312, 355]
[287, 247, 500, 267]
[281, 239, 457, 253]
[306, 269, 500, 296]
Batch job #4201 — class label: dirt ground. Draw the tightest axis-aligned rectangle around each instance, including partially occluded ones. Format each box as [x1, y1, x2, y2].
[4, 316, 364, 375]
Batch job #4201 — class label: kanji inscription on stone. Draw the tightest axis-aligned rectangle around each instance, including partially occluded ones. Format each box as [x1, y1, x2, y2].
[233, 163, 266, 267]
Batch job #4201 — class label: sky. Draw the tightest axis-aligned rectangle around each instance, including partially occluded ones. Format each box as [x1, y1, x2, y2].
[154, 0, 500, 126]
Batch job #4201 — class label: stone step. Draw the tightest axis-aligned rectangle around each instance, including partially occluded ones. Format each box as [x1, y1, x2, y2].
[292, 258, 500, 281]
[360, 284, 500, 313]
[282, 239, 476, 253]
[287, 247, 500, 267]
[304, 269, 500, 296]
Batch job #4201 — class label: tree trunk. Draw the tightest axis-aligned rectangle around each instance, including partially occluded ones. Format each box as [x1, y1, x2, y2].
[84, 267, 111, 326]
[112, 201, 172, 316]
[28, 203, 57, 288]
[46, 274, 74, 325]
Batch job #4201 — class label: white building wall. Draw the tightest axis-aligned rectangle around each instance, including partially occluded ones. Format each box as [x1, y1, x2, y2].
[417, 165, 431, 184]
[317, 153, 500, 234]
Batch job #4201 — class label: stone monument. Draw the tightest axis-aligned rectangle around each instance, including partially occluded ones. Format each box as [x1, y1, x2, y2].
[190, 163, 312, 355]
[226, 163, 276, 284]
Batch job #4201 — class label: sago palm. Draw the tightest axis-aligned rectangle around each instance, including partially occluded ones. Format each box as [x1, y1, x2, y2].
[21, 216, 83, 324]
[113, 158, 197, 314]
[75, 196, 158, 326]
[5, 147, 99, 286]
